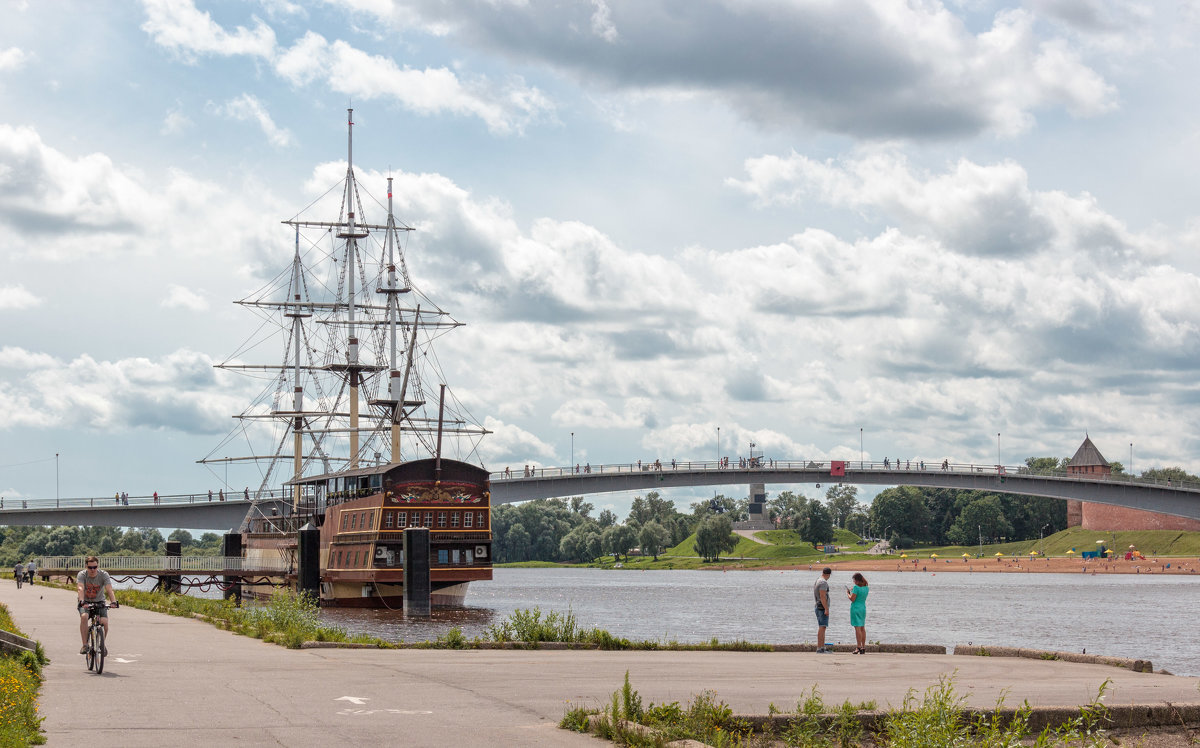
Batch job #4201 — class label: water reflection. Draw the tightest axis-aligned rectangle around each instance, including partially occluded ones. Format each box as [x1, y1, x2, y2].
[320, 605, 502, 642]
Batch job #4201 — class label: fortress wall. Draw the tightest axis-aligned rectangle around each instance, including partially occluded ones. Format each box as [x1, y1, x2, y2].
[1080, 502, 1200, 531]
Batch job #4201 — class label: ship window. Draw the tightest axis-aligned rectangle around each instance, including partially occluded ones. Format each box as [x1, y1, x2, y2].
[465, 549, 473, 563]
[451, 549, 460, 564]
[477, 511, 487, 529]
[356, 550, 362, 567]
[370, 474, 382, 489]
[437, 512, 447, 528]
[350, 513, 357, 530]
[341, 513, 348, 530]
[385, 512, 393, 528]
[424, 511, 433, 527]
[437, 549, 448, 564]
[450, 512, 460, 528]
[368, 510, 374, 528]
[398, 512, 407, 528]
[463, 512, 473, 528]
[336, 550, 342, 566]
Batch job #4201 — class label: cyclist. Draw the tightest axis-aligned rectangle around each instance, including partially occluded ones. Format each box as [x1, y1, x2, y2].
[76, 556, 118, 655]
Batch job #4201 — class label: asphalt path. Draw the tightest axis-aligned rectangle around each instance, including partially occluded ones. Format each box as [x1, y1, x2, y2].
[3, 582, 1198, 747]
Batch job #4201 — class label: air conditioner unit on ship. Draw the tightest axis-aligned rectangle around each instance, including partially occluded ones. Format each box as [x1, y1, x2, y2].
[475, 545, 487, 558]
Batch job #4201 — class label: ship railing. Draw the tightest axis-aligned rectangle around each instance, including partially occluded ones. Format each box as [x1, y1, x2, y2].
[35, 555, 293, 573]
[2, 487, 293, 511]
[488, 460, 1200, 492]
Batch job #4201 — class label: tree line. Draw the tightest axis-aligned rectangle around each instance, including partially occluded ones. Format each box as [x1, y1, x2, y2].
[0, 525, 224, 566]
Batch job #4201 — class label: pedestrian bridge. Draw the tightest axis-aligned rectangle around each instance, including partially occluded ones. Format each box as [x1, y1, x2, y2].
[3, 459, 1200, 527]
[488, 459, 1200, 521]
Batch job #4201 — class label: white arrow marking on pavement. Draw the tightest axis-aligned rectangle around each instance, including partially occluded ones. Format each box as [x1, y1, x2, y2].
[111, 658, 138, 663]
[335, 696, 370, 705]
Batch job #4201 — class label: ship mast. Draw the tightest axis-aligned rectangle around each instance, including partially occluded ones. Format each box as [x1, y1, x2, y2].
[342, 108, 366, 469]
[287, 224, 310, 511]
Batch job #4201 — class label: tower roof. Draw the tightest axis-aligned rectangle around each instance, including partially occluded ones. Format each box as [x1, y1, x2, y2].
[1068, 436, 1108, 468]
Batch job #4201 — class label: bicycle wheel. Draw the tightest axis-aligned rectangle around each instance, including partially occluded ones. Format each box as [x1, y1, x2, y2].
[90, 625, 105, 674]
[85, 628, 96, 672]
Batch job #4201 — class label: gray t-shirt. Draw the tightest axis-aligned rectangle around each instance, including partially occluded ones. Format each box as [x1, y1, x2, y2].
[813, 576, 829, 607]
[77, 569, 112, 602]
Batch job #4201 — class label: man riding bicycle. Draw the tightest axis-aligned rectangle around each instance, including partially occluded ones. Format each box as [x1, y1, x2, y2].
[76, 556, 118, 654]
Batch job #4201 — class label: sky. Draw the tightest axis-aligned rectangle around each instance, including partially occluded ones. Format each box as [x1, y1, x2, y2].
[3, 0, 1200, 523]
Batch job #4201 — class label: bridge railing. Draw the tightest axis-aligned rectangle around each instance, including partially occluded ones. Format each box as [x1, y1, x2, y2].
[1, 488, 291, 512]
[36, 555, 292, 573]
[488, 460, 1200, 493]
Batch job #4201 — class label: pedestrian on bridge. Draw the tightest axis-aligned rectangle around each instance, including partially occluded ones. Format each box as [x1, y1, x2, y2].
[208, 489, 213, 502]
[153, 491, 159, 504]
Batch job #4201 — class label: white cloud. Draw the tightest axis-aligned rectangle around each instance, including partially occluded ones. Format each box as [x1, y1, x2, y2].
[0, 47, 30, 72]
[274, 32, 552, 135]
[161, 105, 192, 135]
[0, 285, 41, 310]
[162, 284, 209, 311]
[216, 93, 294, 147]
[590, 0, 619, 43]
[139, 0, 275, 61]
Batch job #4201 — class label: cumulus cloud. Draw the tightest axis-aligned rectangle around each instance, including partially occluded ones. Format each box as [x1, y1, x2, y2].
[324, 0, 1116, 138]
[216, 94, 294, 147]
[0, 347, 246, 434]
[0, 47, 30, 72]
[161, 105, 192, 135]
[138, 0, 553, 134]
[0, 285, 41, 310]
[161, 284, 209, 311]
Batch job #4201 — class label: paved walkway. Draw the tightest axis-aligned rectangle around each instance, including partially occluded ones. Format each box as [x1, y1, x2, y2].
[3, 583, 1199, 747]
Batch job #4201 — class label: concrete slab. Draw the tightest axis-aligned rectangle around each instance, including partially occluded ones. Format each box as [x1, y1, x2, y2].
[3, 583, 1197, 747]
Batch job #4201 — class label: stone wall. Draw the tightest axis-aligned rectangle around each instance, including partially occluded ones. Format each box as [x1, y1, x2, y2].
[1080, 502, 1200, 531]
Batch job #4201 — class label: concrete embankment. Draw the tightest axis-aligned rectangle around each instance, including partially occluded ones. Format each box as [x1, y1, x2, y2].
[2, 583, 1198, 747]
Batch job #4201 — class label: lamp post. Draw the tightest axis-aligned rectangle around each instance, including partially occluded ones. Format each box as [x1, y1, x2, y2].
[716, 427, 720, 466]
[55, 453, 59, 503]
[996, 432, 1001, 466]
[1040, 523, 1049, 555]
[978, 524, 983, 557]
[1130, 443, 1133, 476]
[571, 432, 574, 469]
[860, 427, 863, 469]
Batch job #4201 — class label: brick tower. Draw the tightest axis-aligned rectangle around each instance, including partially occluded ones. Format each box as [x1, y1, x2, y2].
[1065, 435, 1200, 531]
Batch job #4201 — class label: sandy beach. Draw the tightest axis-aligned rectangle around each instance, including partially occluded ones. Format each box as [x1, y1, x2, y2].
[812, 555, 1200, 575]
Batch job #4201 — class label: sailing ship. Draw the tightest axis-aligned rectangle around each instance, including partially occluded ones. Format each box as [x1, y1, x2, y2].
[201, 110, 493, 607]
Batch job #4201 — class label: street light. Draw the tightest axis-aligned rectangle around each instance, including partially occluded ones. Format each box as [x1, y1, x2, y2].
[860, 427, 863, 469]
[716, 427, 720, 465]
[55, 453, 59, 503]
[978, 524, 982, 557]
[1040, 523, 1049, 555]
[571, 432, 574, 468]
[996, 432, 1001, 466]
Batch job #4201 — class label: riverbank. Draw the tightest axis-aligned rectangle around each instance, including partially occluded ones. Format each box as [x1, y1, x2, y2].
[814, 555, 1200, 574]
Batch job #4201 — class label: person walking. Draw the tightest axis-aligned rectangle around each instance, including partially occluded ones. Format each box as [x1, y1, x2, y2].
[25, 559, 37, 585]
[847, 572, 870, 654]
[813, 567, 832, 652]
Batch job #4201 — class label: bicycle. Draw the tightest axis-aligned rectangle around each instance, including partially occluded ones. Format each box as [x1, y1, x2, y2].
[80, 601, 117, 674]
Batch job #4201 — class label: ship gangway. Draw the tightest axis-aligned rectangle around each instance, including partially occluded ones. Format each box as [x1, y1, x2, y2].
[34, 555, 293, 598]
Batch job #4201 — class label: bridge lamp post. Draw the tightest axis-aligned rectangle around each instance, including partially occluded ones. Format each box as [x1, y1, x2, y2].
[978, 525, 982, 557]
[860, 427, 863, 469]
[996, 433, 1001, 466]
[571, 432, 574, 469]
[55, 453, 59, 504]
[716, 427, 720, 465]
[1040, 523, 1049, 555]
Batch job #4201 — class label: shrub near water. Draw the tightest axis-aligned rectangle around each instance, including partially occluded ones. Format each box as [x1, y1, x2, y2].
[0, 603, 47, 746]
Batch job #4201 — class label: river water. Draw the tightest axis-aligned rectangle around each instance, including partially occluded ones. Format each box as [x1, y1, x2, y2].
[316, 568, 1200, 677]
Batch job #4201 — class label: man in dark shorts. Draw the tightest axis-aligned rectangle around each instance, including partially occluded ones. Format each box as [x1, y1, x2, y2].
[77, 555, 118, 655]
[814, 567, 832, 652]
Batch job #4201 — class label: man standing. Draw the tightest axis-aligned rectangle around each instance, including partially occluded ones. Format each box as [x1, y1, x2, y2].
[25, 559, 36, 585]
[77, 555, 118, 655]
[814, 567, 832, 652]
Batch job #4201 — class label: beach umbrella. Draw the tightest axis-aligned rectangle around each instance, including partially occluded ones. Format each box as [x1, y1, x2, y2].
[900, 554, 907, 558]
[994, 552, 1004, 557]
[1065, 549, 1075, 555]
[1104, 549, 1114, 555]
[1030, 550, 1039, 555]
[961, 553, 971, 558]
[929, 553, 939, 558]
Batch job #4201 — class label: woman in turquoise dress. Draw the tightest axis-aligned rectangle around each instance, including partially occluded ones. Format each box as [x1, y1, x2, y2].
[846, 572, 869, 654]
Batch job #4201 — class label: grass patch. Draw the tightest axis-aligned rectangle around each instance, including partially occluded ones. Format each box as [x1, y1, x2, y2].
[563, 674, 1116, 747]
[0, 603, 48, 746]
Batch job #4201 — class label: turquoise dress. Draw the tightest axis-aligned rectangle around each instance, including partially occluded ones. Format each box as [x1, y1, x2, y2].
[850, 584, 868, 627]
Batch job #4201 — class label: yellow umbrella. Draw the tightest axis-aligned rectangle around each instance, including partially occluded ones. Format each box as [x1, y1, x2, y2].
[1030, 550, 1039, 555]
[1065, 549, 1075, 555]
[994, 552, 1004, 557]
[1104, 549, 1114, 555]
[961, 553, 971, 557]
[900, 553, 907, 558]
[929, 553, 939, 558]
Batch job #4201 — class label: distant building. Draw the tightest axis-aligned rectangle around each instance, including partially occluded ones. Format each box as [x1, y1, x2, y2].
[1065, 436, 1200, 531]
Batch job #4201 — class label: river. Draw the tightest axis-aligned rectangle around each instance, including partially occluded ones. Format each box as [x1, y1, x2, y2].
[315, 568, 1200, 677]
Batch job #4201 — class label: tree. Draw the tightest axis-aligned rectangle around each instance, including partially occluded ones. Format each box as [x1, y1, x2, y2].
[168, 529, 194, 546]
[824, 484, 859, 528]
[947, 495, 1013, 546]
[18, 531, 49, 558]
[869, 486, 933, 543]
[504, 523, 531, 562]
[119, 529, 144, 553]
[569, 497, 594, 519]
[694, 515, 736, 562]
[1141, 467, 1200, 484]
[1023, 456, 1061, 473]
[597, 509, 618, 528]
[44, 526, 80, 556]
[560, 523, 601, 563]
[602, 524, 637, 561]
[798, 501, 835, 545]
[638, 521, 670, 561]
